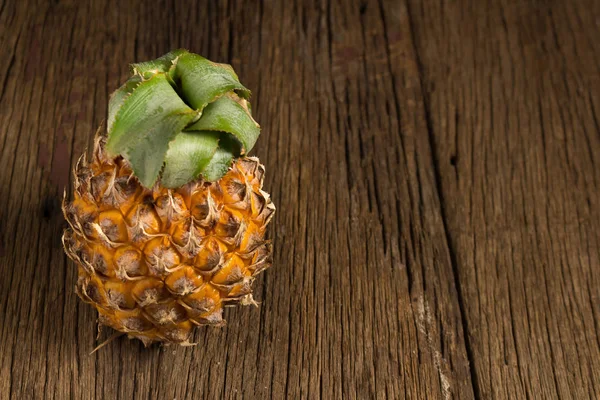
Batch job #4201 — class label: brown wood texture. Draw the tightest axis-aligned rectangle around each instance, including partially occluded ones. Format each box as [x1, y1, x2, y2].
[0, 0, 597, 399]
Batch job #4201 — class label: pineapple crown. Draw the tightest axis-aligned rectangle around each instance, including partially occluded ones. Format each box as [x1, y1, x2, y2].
[106, 49, 260, 188]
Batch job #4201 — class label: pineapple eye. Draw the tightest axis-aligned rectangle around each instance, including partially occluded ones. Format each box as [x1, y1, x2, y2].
[143, 237, 182, 276]
[114, 246, 146, 279]
[131, 278, 170, 306]
[144, 302, 187, 325]
[97, 210, 129, 243]
[165, 265, 202, 295]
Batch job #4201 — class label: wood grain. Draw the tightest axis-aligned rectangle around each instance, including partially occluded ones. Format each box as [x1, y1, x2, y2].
[407, 0, 600, 398]
[0, 0, 597, 399]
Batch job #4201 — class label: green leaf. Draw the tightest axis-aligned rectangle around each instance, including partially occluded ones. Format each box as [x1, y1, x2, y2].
[172, 53, 250, 111]
[104, 50, 262, 186]
[161, 131, 220, 188]
[201, 135, 237, 182]
[131, 49, 189, 78]
[186, 95, 260, 154]
[107, 75, 141, 133]
[106, 73, 198, 187]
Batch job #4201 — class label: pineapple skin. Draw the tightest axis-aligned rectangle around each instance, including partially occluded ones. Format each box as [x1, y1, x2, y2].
[62, 134, 275, 345]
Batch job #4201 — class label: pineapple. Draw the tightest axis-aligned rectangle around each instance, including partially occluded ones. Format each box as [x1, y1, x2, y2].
[62, 50, 275, 345]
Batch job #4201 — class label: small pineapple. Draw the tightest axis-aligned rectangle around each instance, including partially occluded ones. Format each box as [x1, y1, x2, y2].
[62, 50, 275, 345]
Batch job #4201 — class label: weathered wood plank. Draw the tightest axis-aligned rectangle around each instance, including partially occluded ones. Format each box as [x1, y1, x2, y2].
[7, 0, 599, 398]
[407, 0, 600, 398]
[0, 0, 476, 399]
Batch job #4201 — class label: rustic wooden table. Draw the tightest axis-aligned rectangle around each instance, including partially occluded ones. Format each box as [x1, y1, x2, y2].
[1, 0, 599, 399]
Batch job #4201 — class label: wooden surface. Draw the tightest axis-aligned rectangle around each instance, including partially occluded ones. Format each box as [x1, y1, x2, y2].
[0, 0, 598, 398]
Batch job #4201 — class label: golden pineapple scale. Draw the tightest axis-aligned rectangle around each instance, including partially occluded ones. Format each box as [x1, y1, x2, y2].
[62, 134, 275, 345]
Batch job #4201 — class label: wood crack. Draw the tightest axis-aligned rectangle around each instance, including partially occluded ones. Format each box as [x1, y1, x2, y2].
[402, 1, 482, 398]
